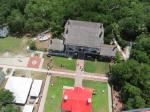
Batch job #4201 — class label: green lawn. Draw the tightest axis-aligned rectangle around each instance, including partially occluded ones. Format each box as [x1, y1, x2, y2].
[0, 79, 7, 90]
[44, 77, 74, 112]
[43, 56, 76, 71]
[83, 80, 109, 112]
[0, 36, 28, 54]
[84, 60, 109, 74]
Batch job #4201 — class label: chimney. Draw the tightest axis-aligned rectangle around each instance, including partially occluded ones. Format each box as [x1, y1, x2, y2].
[64, 95, 68, 101]
[87, 98, 92, 104]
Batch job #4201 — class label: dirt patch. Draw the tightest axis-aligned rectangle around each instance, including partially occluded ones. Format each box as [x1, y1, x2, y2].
[14, 70, 47, 80]
[35, 39, 50, 49]
[112, 88, 123, 112]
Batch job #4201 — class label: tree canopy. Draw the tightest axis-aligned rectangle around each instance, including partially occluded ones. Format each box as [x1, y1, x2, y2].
[111, 60, 150, 110]
[1, 0, 150, 110]
[0, 89, 20, 112]
[0, 0, 149, 41]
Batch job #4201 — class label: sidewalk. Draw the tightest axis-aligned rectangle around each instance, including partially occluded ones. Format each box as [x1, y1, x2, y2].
[38, 75, 51, 112]
[74, 59, 84, 87]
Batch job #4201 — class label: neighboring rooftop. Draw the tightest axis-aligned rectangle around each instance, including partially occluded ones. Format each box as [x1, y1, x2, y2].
[61, 87, 93, 112]
[49, 39, 64, 51]
[64, 20, 104, 48]
[30, 80, 42, 97]
[5, 76, 33, 104]
[100, 44, 117, 57]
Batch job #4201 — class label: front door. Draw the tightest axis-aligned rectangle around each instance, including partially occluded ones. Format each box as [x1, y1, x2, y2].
[78, 47, 84, 59]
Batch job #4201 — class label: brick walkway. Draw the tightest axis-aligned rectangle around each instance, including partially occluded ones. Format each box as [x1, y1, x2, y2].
[27, 56, 41, 68]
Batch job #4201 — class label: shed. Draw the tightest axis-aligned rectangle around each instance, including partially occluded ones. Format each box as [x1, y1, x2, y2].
[49, 39, 64, 51]
[100, 44, 117, 57]
[0, 25, 9, 37]
[30, 80, 42, 98]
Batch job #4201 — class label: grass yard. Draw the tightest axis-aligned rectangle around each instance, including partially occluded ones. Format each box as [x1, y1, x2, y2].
[84, 60, 109, 74]
[0, 79, 7, 90]
[43, 56, 76, 71]
[83, 80, 109, 112]
[44, 76, 74, 112]
[0, 36, 29, 54]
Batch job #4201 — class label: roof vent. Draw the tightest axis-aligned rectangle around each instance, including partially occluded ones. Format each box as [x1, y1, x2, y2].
[66, 29, 68, 34]
[99, 32, 102, 38]
[64, 95, 68, 101]
[87, 98, 92, 104]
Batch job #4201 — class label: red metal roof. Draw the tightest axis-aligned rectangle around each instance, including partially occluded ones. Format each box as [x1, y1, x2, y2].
[61, 87, 93, 112]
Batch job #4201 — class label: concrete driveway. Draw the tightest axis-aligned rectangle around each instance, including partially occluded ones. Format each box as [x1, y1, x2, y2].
[0, 57, 29, 67]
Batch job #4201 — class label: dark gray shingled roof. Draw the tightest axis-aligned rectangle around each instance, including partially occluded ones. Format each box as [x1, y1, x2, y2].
[100, 45, 117, 57]
[64, 20, 104, 48]
[49, 39, 64, 51]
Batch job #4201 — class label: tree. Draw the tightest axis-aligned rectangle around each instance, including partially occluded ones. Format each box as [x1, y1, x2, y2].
[111, 60, 150, 109]
[7, 9, 25, 34]
[111, 60, 139, 88]
[0, 90, 14, 106]
[121, 83, 141, 102]
[0, 90, 21, 112]
[114, 51, 122, 63]
[134, 34, 150, 57]
[131, 50, 149, 64]
[124, 96, 145, 110]
[29, 41, 37, 50]
[1, 104, 20, 112]
[119, 18, 143, 41]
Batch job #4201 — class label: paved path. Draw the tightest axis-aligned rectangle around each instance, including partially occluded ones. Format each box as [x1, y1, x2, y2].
[38, 75, 51, 112]
[0, 57, 29, 67]
[113, 38, 127, 60]
[0, 64, 108, 82]
[108, 84, 112, 112]
[74, 59, 84, 87]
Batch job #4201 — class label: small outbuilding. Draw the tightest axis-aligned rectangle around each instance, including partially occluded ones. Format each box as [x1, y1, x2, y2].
[30, 80, 42, 98]
[100, 44, 117, 58]
[49, 39, 64, 52]
[0, 25, 9, 37]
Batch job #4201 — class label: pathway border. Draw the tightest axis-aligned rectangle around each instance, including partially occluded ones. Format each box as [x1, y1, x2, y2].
[38, 75, 51, 112]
